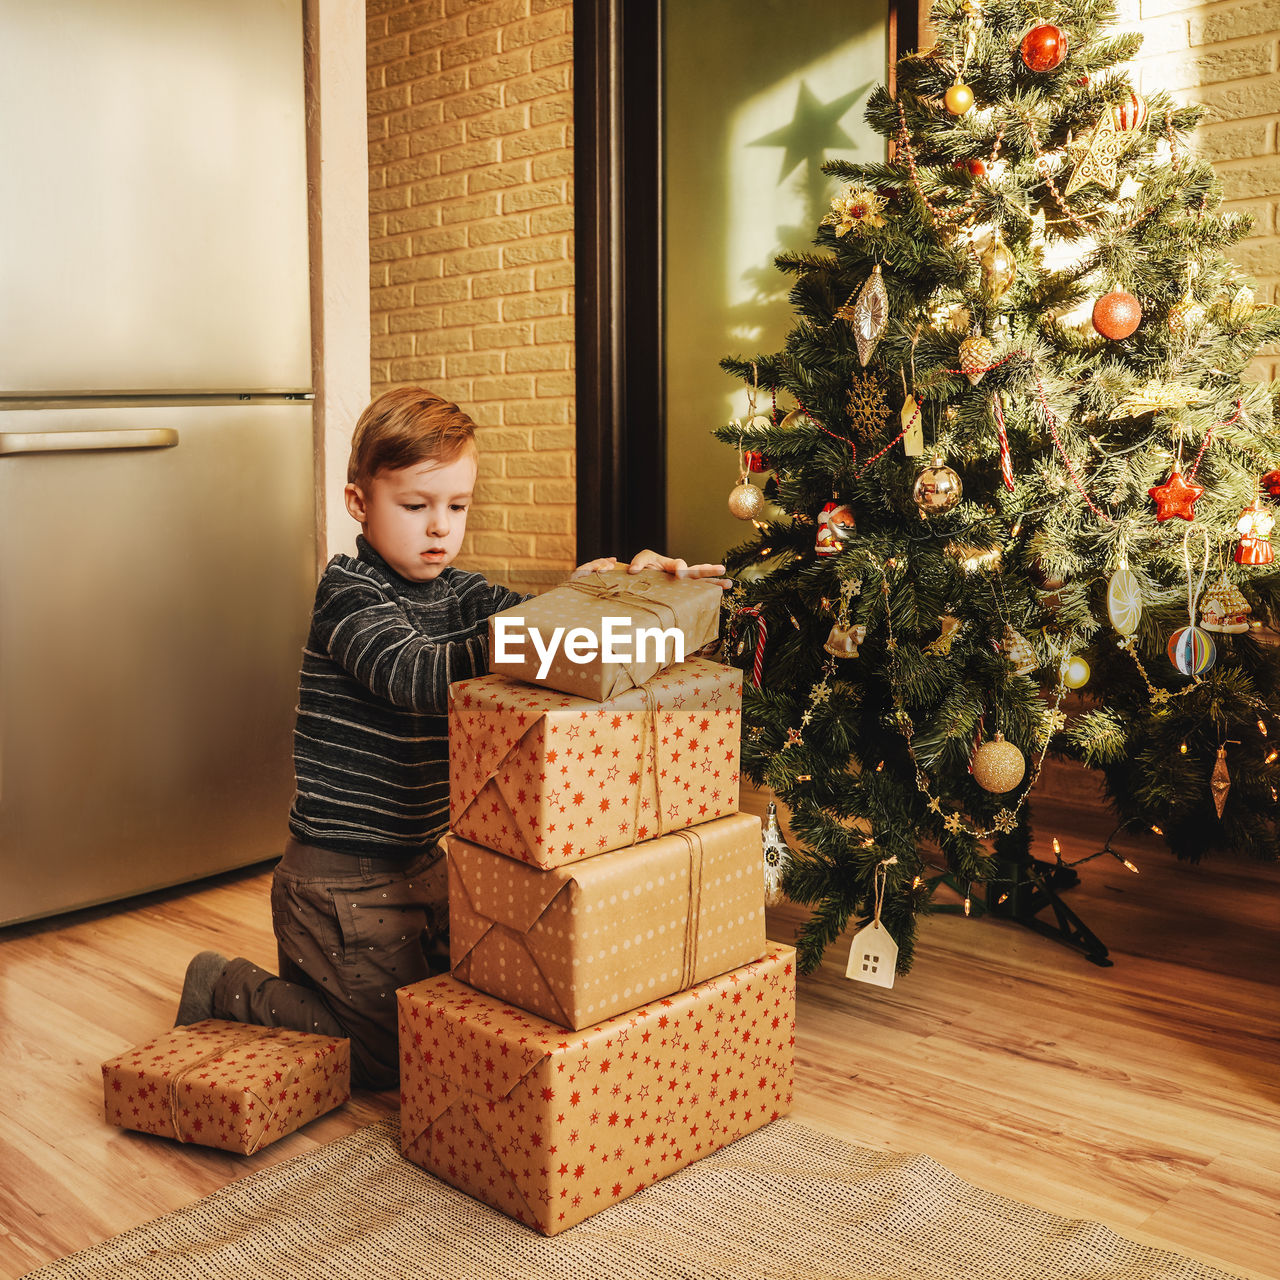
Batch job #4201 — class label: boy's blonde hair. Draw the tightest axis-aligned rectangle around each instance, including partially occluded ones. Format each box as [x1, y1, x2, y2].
[347, 386, 477, 486]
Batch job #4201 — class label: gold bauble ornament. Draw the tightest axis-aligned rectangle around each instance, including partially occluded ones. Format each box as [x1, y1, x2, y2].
[912, 454, 963, 515]
[959, 335, 997, 386]
[1061, 654, 1091, 688]
[980, 230, 1016, 297]
[944, 81, 975, 115]
[728, 481, 763, 520]
[972, 733, 1026, 793]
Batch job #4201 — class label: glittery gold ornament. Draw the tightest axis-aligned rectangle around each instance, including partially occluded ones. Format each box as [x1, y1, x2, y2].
[972, 733, 1026, 793]
[959, 335, 997, 385]
[1108, 380, 1204, 419]
[1167, 288, 1206, 336]
[980, 230, 1016, 297]
[1064, 111, 1124, 196]
[924, 614, 963, 655]
[846, 372, 892, 434]
[728, 481, 763, 519]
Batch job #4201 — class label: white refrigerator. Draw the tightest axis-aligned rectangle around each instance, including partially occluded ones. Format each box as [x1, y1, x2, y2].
[0, 0, 317, 924]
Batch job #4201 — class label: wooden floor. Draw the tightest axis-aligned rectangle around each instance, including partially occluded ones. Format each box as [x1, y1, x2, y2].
[1, 763, 1277, 1279]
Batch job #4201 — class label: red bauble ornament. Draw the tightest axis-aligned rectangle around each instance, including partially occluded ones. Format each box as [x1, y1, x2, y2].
[743, 449, 769, 473]
[1092, 291, 1143, 340]
[953, 158, 987, 178]
[1260, 469, 1280, 498]
[1148, 465, 1204, 522]
[1020, 24, 1068, 72]
[1112, 91, 1148, 133]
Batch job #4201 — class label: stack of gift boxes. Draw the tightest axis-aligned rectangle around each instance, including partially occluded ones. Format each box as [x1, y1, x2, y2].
[396, 570, 797, 1235]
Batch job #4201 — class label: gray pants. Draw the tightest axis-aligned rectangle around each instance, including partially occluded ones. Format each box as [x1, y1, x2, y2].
[213, 838, 448, 1089]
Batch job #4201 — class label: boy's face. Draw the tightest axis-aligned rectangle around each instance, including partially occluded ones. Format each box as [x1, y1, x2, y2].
[344, 448, 478, 582]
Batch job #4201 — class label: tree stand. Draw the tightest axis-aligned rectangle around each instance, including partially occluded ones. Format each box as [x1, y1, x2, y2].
[985, 855, 1113, 966]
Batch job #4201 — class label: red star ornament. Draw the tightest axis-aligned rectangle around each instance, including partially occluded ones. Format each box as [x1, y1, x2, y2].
[1148, 465, 1204, 522]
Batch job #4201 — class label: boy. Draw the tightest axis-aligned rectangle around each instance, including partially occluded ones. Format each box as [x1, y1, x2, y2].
[175, 386, 728, 1088]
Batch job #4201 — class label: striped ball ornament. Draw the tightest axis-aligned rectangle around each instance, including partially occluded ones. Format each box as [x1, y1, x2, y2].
[1167, 625, 1217, 676]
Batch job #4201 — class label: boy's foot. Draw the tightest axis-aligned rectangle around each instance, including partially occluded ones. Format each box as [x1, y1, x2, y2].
[175, 951, 229, 1026]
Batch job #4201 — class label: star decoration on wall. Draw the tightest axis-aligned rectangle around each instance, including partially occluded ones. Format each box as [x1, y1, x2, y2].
[750, 80, 870, 182]
[1148, 466, 1204, 522]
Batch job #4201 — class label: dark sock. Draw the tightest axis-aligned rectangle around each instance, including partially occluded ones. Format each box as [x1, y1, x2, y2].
[175, 950, 229, 1026]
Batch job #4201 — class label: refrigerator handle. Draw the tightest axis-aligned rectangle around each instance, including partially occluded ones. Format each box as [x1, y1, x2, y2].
[0, 428, 180, 457]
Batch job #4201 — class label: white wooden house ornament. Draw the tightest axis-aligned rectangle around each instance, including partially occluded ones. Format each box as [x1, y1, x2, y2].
[845, 920, 898, 988]
[844, 857, 898, 989]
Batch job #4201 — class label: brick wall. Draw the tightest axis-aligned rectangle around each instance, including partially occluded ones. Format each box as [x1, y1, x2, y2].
[365, 0, 575, 594]
[1119, 0, 1278, 377]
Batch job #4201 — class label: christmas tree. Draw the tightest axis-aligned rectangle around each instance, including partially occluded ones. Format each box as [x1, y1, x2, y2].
[717, 0, 1280, 975]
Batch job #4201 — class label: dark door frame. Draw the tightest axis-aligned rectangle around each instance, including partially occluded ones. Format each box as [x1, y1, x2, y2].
[573, 0, 918, 561]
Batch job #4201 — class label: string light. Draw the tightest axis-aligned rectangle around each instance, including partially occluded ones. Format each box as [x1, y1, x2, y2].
[876, 760, 885, 772]
[1179, 741, 1188, 754]
[912, 875, 923, 890]
[996, 892, 1009, 905]
[1151, 824, 1163, 835]
[1266, 750, 1278, 765]
[1258, 719, 1268, 737]
[963, 894, 972, 916]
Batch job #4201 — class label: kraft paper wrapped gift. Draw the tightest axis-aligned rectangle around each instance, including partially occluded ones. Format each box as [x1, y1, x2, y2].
[449, 657, 741, 870]
[102, 1019, 350, 1154]
[445, 810, 766, 1029]
[486, 568, 722, 700]
[398, 944, 796, 1236]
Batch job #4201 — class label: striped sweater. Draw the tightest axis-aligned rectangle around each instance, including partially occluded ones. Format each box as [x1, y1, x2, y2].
[287, 537, 530, 858]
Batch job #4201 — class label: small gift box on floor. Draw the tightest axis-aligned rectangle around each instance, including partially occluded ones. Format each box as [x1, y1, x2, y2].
[449, 657, 741, 870]
[398, 945, 796, 1236]
[445, 811, 766, 1029]
[102, 1020, 350, 1154]
[487, 568, 722, 700]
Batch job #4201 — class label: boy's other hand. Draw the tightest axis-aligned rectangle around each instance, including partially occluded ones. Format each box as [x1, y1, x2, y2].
[571, 555, 618, 578]
[627, 550, 733, 590]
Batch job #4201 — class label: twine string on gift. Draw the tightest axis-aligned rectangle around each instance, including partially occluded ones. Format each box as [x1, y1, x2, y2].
[165, 1023, 282, 1150]
[670, 827, 707, 990]
[629, 682, 664, 845]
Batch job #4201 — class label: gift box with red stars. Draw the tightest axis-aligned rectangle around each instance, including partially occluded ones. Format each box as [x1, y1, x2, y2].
[101, 1019, 350, 1154]
[397, 944, 796, 1235]
[445, 811, 767, 1030]
[448, 657, 741, 871]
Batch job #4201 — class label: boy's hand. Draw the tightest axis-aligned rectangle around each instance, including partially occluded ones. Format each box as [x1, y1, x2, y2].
[627, 549, 733, 590]
[571, 555, 618, 578]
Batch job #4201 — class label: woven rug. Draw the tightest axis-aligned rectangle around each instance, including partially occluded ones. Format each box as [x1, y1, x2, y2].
[24, 1118, 1241, 1280]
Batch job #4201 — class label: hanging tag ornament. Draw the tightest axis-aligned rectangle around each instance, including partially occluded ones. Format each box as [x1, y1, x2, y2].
[761, 801, 793, 902]
[845, 859, 899, 988]
[840, 264, 890, 366]
[901, 394, 925, 456]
